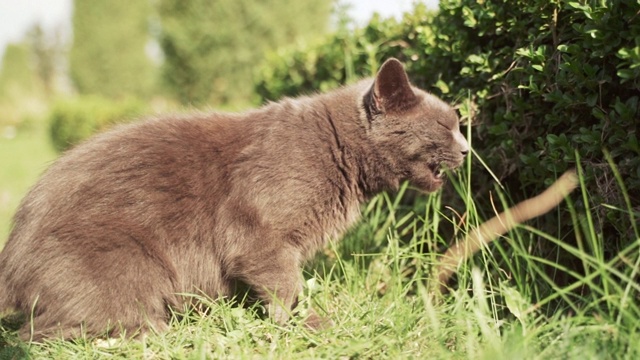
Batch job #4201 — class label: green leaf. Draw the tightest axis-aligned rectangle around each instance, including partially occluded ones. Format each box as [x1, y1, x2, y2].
[467, 54, 484, 64]
[434, 79, 450, 94]
[591, 108, 606, 121]
[462, 6, 477, 27]
[617, 69, 637, 80]
[501, 284, 533, 324]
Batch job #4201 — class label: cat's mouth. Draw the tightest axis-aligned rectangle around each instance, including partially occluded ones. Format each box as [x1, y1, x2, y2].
[429, 161, 463, 185]
[429, 163, 446, 178]
[431, 164, 445, 179]
[428, 163, 446, 186]
[411, 162, 461, 192]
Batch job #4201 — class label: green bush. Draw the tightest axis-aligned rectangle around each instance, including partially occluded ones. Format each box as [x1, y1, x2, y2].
[256, 0, 639, 242]
[49, 96, 145, 152]
[427, 0, 639, 237]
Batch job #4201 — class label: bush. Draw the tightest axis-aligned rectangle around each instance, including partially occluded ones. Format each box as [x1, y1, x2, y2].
[428, 0, 639, 239]
[256, 0, 639, 243]
[49, 96, 145, 152]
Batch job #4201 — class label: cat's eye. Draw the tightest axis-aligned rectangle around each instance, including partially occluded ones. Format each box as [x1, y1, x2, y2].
[437, 121, 452, 130]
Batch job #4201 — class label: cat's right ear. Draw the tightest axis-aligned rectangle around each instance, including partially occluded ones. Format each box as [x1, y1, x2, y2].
[368, 58, 417, 114]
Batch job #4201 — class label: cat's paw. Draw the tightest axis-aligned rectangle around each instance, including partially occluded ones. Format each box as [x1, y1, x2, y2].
[304, 311, 333, 330]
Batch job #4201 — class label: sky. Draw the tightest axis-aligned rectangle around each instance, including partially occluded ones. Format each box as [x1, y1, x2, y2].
[0, 0, 72, 54]
[347, 0, 439, 24]
[0, 0, 439, 58]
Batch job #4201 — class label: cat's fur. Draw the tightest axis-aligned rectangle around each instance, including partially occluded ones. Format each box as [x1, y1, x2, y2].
[0, 58, 469, 340]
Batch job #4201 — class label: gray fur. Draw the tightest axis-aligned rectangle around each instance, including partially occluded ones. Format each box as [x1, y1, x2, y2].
[0, 58, 468, 340]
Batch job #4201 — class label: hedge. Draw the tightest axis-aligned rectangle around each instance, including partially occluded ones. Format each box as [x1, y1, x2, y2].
[255, 0, 640, 247]
[49, 96, 145, 152]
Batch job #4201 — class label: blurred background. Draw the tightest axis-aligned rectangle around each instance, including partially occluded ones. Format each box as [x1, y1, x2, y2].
[0, 0, 436, 114]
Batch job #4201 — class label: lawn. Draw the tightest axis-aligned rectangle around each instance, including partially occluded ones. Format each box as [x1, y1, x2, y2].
[1, 128, 639, 359]
[0, 127, 57, 246]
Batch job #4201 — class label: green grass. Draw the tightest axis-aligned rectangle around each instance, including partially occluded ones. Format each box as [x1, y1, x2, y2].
[2, 131, 640, 359]
[0, 127, 57, 245]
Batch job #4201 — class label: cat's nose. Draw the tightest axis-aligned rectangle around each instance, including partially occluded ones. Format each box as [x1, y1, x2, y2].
[454, 130, 470, 157]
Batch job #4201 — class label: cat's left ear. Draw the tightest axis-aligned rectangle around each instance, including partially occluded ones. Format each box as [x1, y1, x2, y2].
[371, 58, 417, 113]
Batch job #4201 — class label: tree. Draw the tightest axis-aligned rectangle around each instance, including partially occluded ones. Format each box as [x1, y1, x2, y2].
[156, 0, 333, 106]
[26, 23, 64, 97]
[70, 0, 157, 99]
[0, 41, 48, 128]
[0, 43, 38, 99]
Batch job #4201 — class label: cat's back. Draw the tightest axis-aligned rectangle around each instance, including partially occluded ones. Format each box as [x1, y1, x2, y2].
[56, 111, 252, 177]
[6, 112, 254, 249]
[54, 112, 250, 186]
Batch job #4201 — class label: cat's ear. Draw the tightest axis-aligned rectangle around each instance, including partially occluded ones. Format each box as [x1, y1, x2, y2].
[371, 58, 417, 113]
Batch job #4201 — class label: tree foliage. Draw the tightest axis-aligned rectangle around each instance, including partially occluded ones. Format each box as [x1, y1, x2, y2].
[26, 24, 62, 97]
[0, 43, 39, 99]
[0, 41, 47, 127]
[70, 0, 156, 99]
[156, 0, 333, 106]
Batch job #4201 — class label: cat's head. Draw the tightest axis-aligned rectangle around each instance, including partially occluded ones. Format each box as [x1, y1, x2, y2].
[363, 58, 469, 193]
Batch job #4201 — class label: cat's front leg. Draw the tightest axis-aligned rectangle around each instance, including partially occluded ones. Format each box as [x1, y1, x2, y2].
[233, 248, 327, 328]
[239, 251, 302, 324]
[260, 276, 332, 330]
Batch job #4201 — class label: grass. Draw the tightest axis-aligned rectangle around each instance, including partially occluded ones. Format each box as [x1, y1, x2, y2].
[0, 126, 57, 245]
[1, 128, 640, 359]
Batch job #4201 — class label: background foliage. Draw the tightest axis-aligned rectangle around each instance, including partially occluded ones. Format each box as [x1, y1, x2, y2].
[156, 0, 332, 106]
[1, 0, 636, 285]
[0, 44, 39, 100]
[70, 0, 157, 99]
[0, 37, 52, 130]
[48, 96, 145, 152]
[34, 0, 334, 146]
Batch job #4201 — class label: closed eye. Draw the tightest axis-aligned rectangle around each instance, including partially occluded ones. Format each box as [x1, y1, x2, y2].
[437, 121, 452, 130]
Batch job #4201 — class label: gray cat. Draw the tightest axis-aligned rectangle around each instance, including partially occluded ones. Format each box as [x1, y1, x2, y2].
[0, 58, 469, 340]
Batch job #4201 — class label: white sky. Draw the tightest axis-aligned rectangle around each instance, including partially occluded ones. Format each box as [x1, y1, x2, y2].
[0, 0, 72, 52]
[0, 0, 439, 58]
[348, 0, 438, 25]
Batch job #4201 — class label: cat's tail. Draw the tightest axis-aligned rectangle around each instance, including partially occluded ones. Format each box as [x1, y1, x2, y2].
[434, 169, 579, 294]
